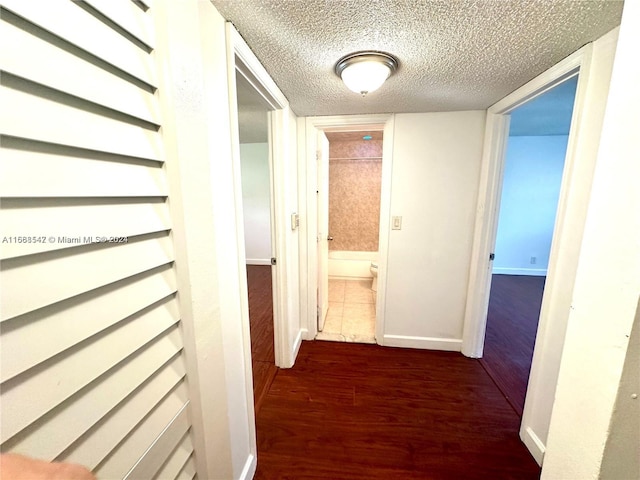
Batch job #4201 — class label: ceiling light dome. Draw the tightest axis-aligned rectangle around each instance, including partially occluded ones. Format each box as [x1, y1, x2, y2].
[335, 51, 398, 97]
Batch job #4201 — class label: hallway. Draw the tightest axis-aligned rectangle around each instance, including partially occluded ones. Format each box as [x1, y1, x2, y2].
[254, 341, 540, 479]
[246, 269, 542, 478]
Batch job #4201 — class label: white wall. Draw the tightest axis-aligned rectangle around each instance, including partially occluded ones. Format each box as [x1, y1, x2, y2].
[493, 135, 568, 275]
[239, 143, 272, 264]
[542, 1, 640, 476]
[383, 111, 486, 350]
[599, 303, 640, 480]
[158, 2, 257, 477]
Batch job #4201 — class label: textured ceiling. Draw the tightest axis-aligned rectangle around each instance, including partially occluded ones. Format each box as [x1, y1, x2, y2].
[211, 0, 623, 117]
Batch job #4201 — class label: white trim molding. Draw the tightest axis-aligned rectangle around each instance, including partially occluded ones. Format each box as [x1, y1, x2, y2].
[238, 453, 257, 480]
[300, 114, 394, 342]
[522, 427, 546, 465]
[462, 27, 620, 466]
[225, 23, 302, 369]
[382, 335, 462, 352]
[461, 43, 588, 359]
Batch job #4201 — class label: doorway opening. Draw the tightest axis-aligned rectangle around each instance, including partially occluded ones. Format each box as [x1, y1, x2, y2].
[479, 77, 578, 416]
[302, 114, 393, 344]
[234, 68, 278, 412]
[315, 130, 384, 344]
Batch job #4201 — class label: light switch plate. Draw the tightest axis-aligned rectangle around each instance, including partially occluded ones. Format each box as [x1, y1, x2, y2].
[291, 213, 299, 230]
[392, 216, 402, 230]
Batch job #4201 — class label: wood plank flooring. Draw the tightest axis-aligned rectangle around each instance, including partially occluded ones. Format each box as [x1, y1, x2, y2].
[247, 265, 278, 414]
[480, 275, 545, 416]
[255, 341, 541, 479]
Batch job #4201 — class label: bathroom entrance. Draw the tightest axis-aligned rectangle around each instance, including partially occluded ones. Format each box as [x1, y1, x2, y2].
[316, 129, 384, 344]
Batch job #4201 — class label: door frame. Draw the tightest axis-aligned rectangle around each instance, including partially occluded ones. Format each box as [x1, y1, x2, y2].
[225, 23, 293, 372]
[462, 28, 619, 464]
[300, 114, 395, 342]
[316, 131, 330, 331]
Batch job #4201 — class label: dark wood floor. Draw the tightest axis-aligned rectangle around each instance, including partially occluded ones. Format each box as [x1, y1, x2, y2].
[247, 265, 278, 414]
[255, 341, 540, 479]
[480, 275, 546, 416]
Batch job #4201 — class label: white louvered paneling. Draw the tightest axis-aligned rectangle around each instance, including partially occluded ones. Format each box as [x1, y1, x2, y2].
[0, 200, 170, 259]
[1, 0, 157, 87]
[153, 433, 194, 480]
[0, 146, 166, 198]
[176, 456, 197, 480]
[83, 0, 155, 49]
[0, 18, 159, 124]
[136, 0, 153, 10]
[4, 335, 185, 462]
[123, 404, 191, 480]
[0, 85, 163, 161]
[0, 265, 177, 382]
[58, 356, 186, 470]
[0, 1, 198, 476]
[95, 385, 189, 480]
[1, 232, 173, 321]
[0, 297, 181, 441]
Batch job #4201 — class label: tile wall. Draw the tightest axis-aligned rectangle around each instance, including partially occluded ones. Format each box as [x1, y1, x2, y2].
[326, 131, 383, 252]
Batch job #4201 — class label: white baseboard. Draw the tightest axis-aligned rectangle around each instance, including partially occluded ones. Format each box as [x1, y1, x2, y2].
[521, 426, 545, 466]
[287, 329, 304, 368]
[301, 328, 313, 341]
[492, 267, 547, 276]
[238, 453, 256, 480]
[382, 334, 462, 352]
[246, 258, 271, 266]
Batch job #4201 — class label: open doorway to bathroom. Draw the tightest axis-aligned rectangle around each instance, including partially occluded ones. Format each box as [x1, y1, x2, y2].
[479, 76, 578, 417]
[316, 130, 383, 344]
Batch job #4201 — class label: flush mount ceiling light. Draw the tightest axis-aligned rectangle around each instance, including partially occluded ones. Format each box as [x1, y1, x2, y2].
[335, 51, 398, 97]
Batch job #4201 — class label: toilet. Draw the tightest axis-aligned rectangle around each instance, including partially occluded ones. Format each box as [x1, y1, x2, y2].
[370, 262, 378, 292]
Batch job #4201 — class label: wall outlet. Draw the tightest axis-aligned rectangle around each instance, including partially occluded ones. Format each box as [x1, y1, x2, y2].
[530, 256, 537, 265]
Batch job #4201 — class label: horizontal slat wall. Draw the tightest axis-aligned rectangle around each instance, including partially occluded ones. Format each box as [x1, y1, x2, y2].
[1, 232, 174, 320]
[176, 456, 198, 480]
[0, 2, 195, 479]
[0, 199, 170, 259]
[95, 385, 190, 479]
[3, 332, 185, 461]
[0, 16, 160, 124]
[154, 434, 195, 480]
[0, 141, 167, 199]
[0, 80, 163, 160]
[1, 0, 157, 87]
[1, 264, 176, 382]
[83, 0, 155, 49]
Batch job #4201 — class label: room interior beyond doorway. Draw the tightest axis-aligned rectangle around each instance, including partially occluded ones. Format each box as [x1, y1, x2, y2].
[316, 130, 383, 344]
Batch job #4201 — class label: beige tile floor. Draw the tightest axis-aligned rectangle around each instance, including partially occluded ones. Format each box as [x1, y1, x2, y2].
[316, 278, 376, 344]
